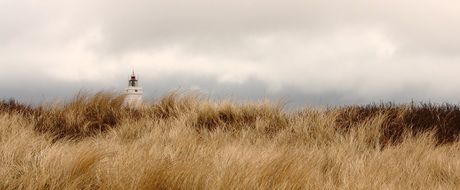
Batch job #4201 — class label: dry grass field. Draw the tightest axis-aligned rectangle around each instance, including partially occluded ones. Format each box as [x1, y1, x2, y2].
[0, 92, 460, 189]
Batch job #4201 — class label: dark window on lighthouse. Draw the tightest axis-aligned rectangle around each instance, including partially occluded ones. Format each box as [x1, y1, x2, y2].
[129, 81, 135, 86]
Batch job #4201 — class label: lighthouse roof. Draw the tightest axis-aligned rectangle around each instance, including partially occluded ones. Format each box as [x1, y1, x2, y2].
[130, 70, 137, 80]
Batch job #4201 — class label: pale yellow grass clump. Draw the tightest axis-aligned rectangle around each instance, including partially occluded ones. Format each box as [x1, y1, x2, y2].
[0, 92, 459, 189]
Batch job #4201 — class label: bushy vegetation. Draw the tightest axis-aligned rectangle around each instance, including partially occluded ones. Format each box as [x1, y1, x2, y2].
[0, 92, 459, 189]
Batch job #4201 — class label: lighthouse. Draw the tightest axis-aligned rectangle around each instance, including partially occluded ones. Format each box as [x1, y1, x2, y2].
[124, 71, 143, 108]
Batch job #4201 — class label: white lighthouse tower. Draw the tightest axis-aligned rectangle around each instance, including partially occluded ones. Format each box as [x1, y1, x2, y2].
[124, 71, 143, 108]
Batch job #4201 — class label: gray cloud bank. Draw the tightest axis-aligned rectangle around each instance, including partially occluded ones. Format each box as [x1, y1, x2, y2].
[1, 0, 460, 107]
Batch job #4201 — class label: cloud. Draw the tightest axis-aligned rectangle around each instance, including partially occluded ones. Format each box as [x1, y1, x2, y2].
[1, 0, 460, 105]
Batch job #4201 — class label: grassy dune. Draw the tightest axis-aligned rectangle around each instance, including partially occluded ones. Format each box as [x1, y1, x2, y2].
[0, 92, 460, 189]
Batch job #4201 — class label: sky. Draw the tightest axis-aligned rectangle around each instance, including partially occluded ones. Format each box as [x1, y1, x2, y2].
[1, 0, 460, 107]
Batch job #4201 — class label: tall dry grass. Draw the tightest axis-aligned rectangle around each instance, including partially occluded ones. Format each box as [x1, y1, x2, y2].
[0, 92, 460, 189]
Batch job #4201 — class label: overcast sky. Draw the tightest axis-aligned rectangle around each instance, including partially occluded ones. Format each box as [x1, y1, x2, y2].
[1, 0, 460, 107]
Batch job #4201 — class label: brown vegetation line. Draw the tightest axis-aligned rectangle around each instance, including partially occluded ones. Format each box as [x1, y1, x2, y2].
[0, 92, 459, 189]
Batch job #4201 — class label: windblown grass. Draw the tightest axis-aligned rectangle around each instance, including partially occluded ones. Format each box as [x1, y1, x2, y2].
[0, 92, 459, 189]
